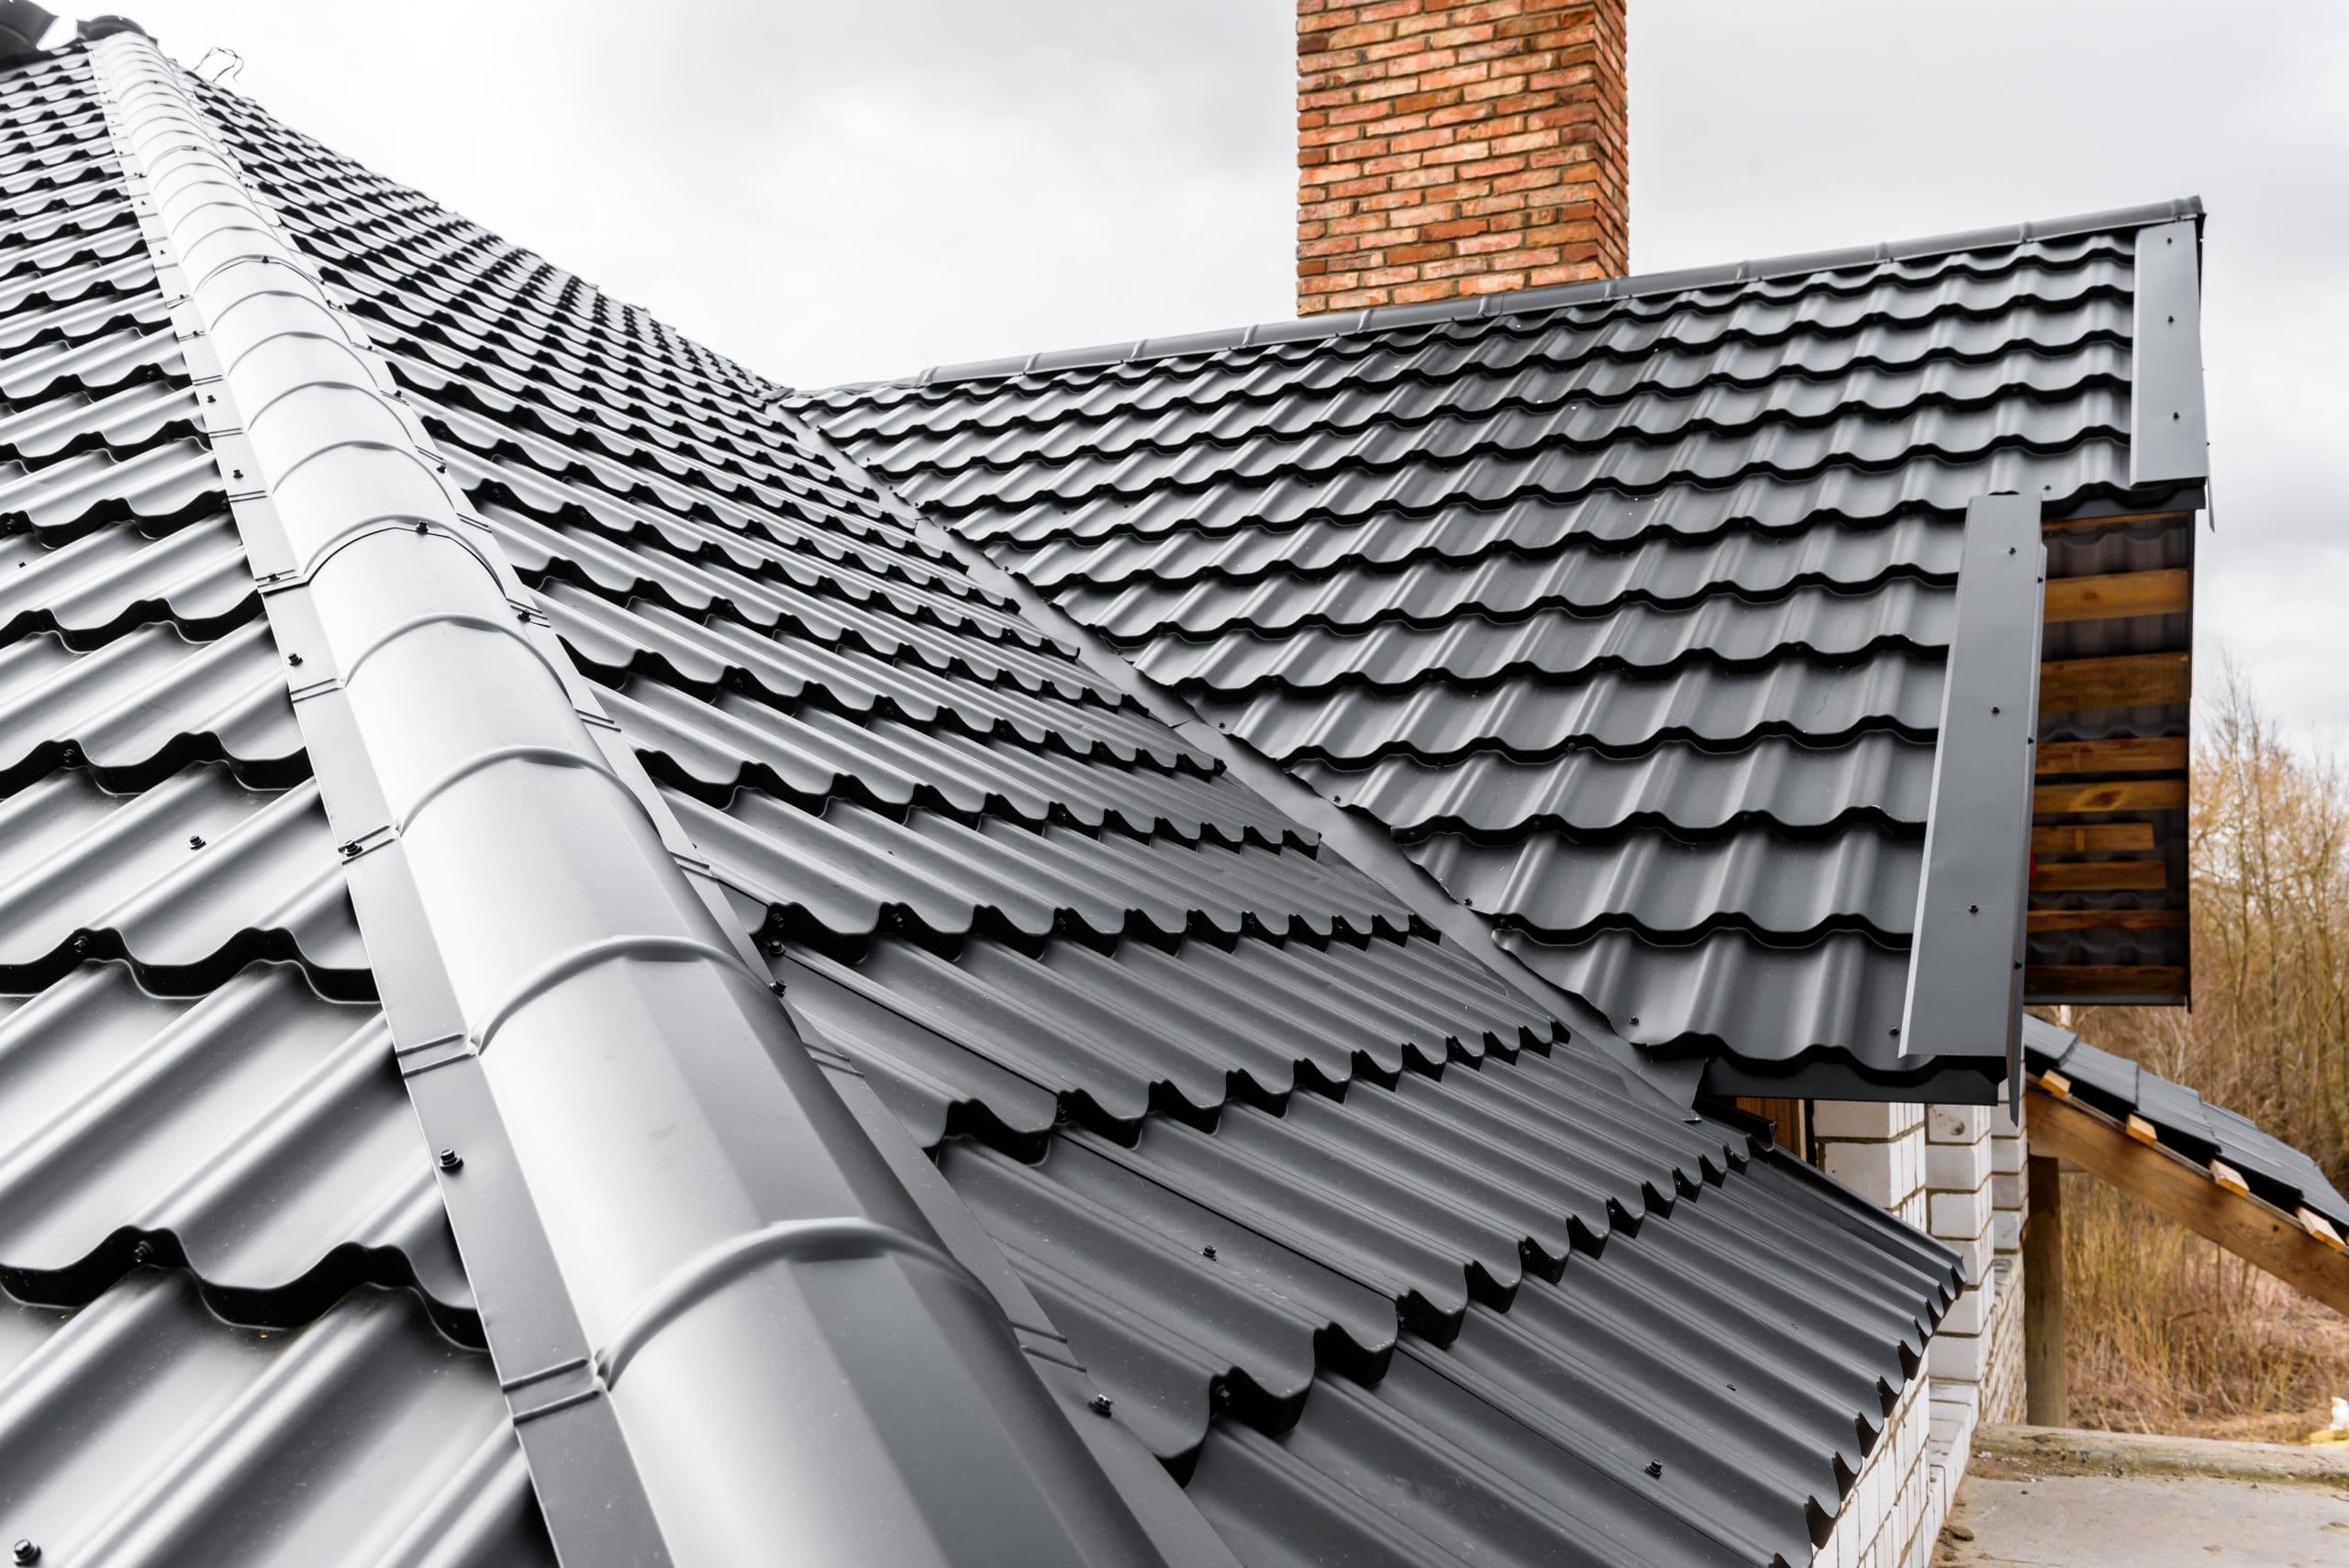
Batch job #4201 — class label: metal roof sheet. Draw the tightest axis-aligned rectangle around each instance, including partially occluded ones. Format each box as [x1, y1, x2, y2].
[2024, 1016, 2349, 1231]
[0, 33, 1969, 1567]
[806, 205, 2209, 1094]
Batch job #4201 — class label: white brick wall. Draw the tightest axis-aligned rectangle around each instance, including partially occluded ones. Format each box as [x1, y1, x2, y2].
[1811, 1084, 2031, 1564]
[1817, 1363, 1930, 1568]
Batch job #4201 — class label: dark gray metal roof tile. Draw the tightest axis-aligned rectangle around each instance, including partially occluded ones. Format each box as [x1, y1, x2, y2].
[807, 202, 2198, 1084]
[2024, 1017, 2349, 1229]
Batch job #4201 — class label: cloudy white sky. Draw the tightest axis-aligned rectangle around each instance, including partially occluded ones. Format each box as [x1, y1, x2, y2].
[73, 2, 2349, 751]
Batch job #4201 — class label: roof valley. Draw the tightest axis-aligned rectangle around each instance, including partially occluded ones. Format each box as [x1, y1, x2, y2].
[764, 401, 1703, 1108]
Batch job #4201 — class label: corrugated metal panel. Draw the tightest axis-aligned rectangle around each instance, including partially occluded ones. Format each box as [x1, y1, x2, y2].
[805, 209, 2200, 1085]
[183, 58, 1973, 1568]
[2026, 1017, 2348, 1230]
[0, 1272, 551, 1568]
[18, 39, 2010, 1568]
[0, 46, 525, 1562]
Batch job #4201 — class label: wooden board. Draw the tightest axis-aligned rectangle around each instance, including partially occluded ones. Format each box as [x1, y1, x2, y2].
[2026, 964, 2188, 997]
[2039, 652, 2191, 713]
[2040, 509, 2193, 535]
[2043, 568, 2191, 624]
[2026, 909, 2188, 933]
[2032, 823, 2157, 854]
[2034, 778, 2188, 814]
[2032, 860, 2167, 893]
[2035, 737, 2188, 776]
[2027, 1085, 2349, 1316]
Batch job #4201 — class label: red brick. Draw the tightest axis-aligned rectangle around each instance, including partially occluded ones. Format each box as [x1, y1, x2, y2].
[1301, 0, 1624, 313]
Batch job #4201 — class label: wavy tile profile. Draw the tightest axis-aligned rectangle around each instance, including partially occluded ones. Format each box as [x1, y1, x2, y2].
[808, 205, 2204, 1089]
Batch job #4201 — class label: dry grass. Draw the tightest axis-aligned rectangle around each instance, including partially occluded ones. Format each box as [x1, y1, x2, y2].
[2055, 664, 2349, 1440]
[2058, 1173, 2349, 1440]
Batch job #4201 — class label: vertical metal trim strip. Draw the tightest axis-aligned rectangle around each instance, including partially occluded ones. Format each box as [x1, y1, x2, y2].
[90, 35, 1184, 1568]
[1898, 493, 2046, 1069]
[2129, 218, 2210, 487]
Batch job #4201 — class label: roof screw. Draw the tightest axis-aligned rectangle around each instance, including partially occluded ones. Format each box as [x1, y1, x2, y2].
[1968, 904, 1980, 915]
[437, 1149, 462, 1172]
[1201, 1244, 1218, 1261]
[204, 393, 216, 404]
[2006, 546, 2016, 555]
[1644, 1461, 1664, 1480]
[1889, 1027, 1900, 1038]
[769, 981, 787, 997]
[2172, 411, 2181, 420]
[14, 1540, 39, 1564]
[414, 520, 429, 534]
[286, 651, 303, 666]
[1086, 1394, 1114, 1418]
[1990, 706, 2001, 715]
[339, 840, 360, 858]
[131, 1240, 154, 1264]
[231, 469, 243, 479]
[188, 834, 205, 850]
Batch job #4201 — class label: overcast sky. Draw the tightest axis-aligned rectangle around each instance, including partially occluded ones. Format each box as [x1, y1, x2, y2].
[82, 2, 2349, 751]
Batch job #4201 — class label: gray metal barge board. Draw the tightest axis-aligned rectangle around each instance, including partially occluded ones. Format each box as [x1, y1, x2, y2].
[85, 31, 1187, 1568]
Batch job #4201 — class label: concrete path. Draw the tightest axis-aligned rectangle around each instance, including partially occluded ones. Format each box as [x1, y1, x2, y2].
[1939, 1427, 2349, 1568]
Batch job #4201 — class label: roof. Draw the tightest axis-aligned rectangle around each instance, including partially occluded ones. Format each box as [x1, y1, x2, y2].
[0, 31, 1961, 1568]
[804, 203, 2213, 1097]
[2023, 1016, 2349, 1233]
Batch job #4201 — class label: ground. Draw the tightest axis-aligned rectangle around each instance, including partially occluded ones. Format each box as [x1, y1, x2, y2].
[1938, 1427, 2349, 1568]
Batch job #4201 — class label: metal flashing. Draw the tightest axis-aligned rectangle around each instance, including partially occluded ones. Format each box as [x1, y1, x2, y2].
[891, 196, 2203, 390]
[2128, 217, 2210, 487]
[88, 33, 1185, 1568]
[1898, 493, 2044, 1073]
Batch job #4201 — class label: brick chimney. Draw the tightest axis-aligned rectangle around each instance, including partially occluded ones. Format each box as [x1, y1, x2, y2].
[1297, 0, 1628, 315]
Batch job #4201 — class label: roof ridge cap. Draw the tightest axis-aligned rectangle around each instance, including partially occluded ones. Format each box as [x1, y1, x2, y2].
[88, 33, 1179, 1568]
[822, 196, 2201, 395]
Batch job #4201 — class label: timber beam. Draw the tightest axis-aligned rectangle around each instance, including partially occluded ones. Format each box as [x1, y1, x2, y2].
[2024, 1077, 2349, 1316]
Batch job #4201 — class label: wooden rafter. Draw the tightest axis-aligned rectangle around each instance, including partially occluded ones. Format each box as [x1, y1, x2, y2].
[2043, 568, 2191, 625]
[2026, 1078, 2349, 1316]
[2032, 822, 2156, 854]
[2035, 737, 2188, 776]
[2034, 778, 2188, 814]
[2032, 861, 2166, 893]
[2039, 651, 2191, 713]
[2025, 964, 2187, 996]
[2026, 908, 2187, 933]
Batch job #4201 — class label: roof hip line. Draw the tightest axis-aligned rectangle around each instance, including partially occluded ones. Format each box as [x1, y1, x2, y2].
[84, 32, 1186, 1568]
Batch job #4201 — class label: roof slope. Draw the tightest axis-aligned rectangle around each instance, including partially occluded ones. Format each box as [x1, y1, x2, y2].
[0, 34, 1956, 1567]
[2024, 1016, 2349, 1233]
[806, 205, 2210, 1095]
[0, 46, 551, 1565]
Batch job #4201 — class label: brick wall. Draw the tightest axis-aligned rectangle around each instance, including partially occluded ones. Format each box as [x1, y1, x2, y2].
[1296, 0, 1629, 314]
[1810, 1093, 2031, 1564]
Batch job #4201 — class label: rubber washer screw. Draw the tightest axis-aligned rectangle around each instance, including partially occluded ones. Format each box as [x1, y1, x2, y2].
[1644, 1461, 1664, 1480]
[1087, 1395, 1114, 1417]
[14, 1540, 39, 1564]
[437, 1149, 462, 1172]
